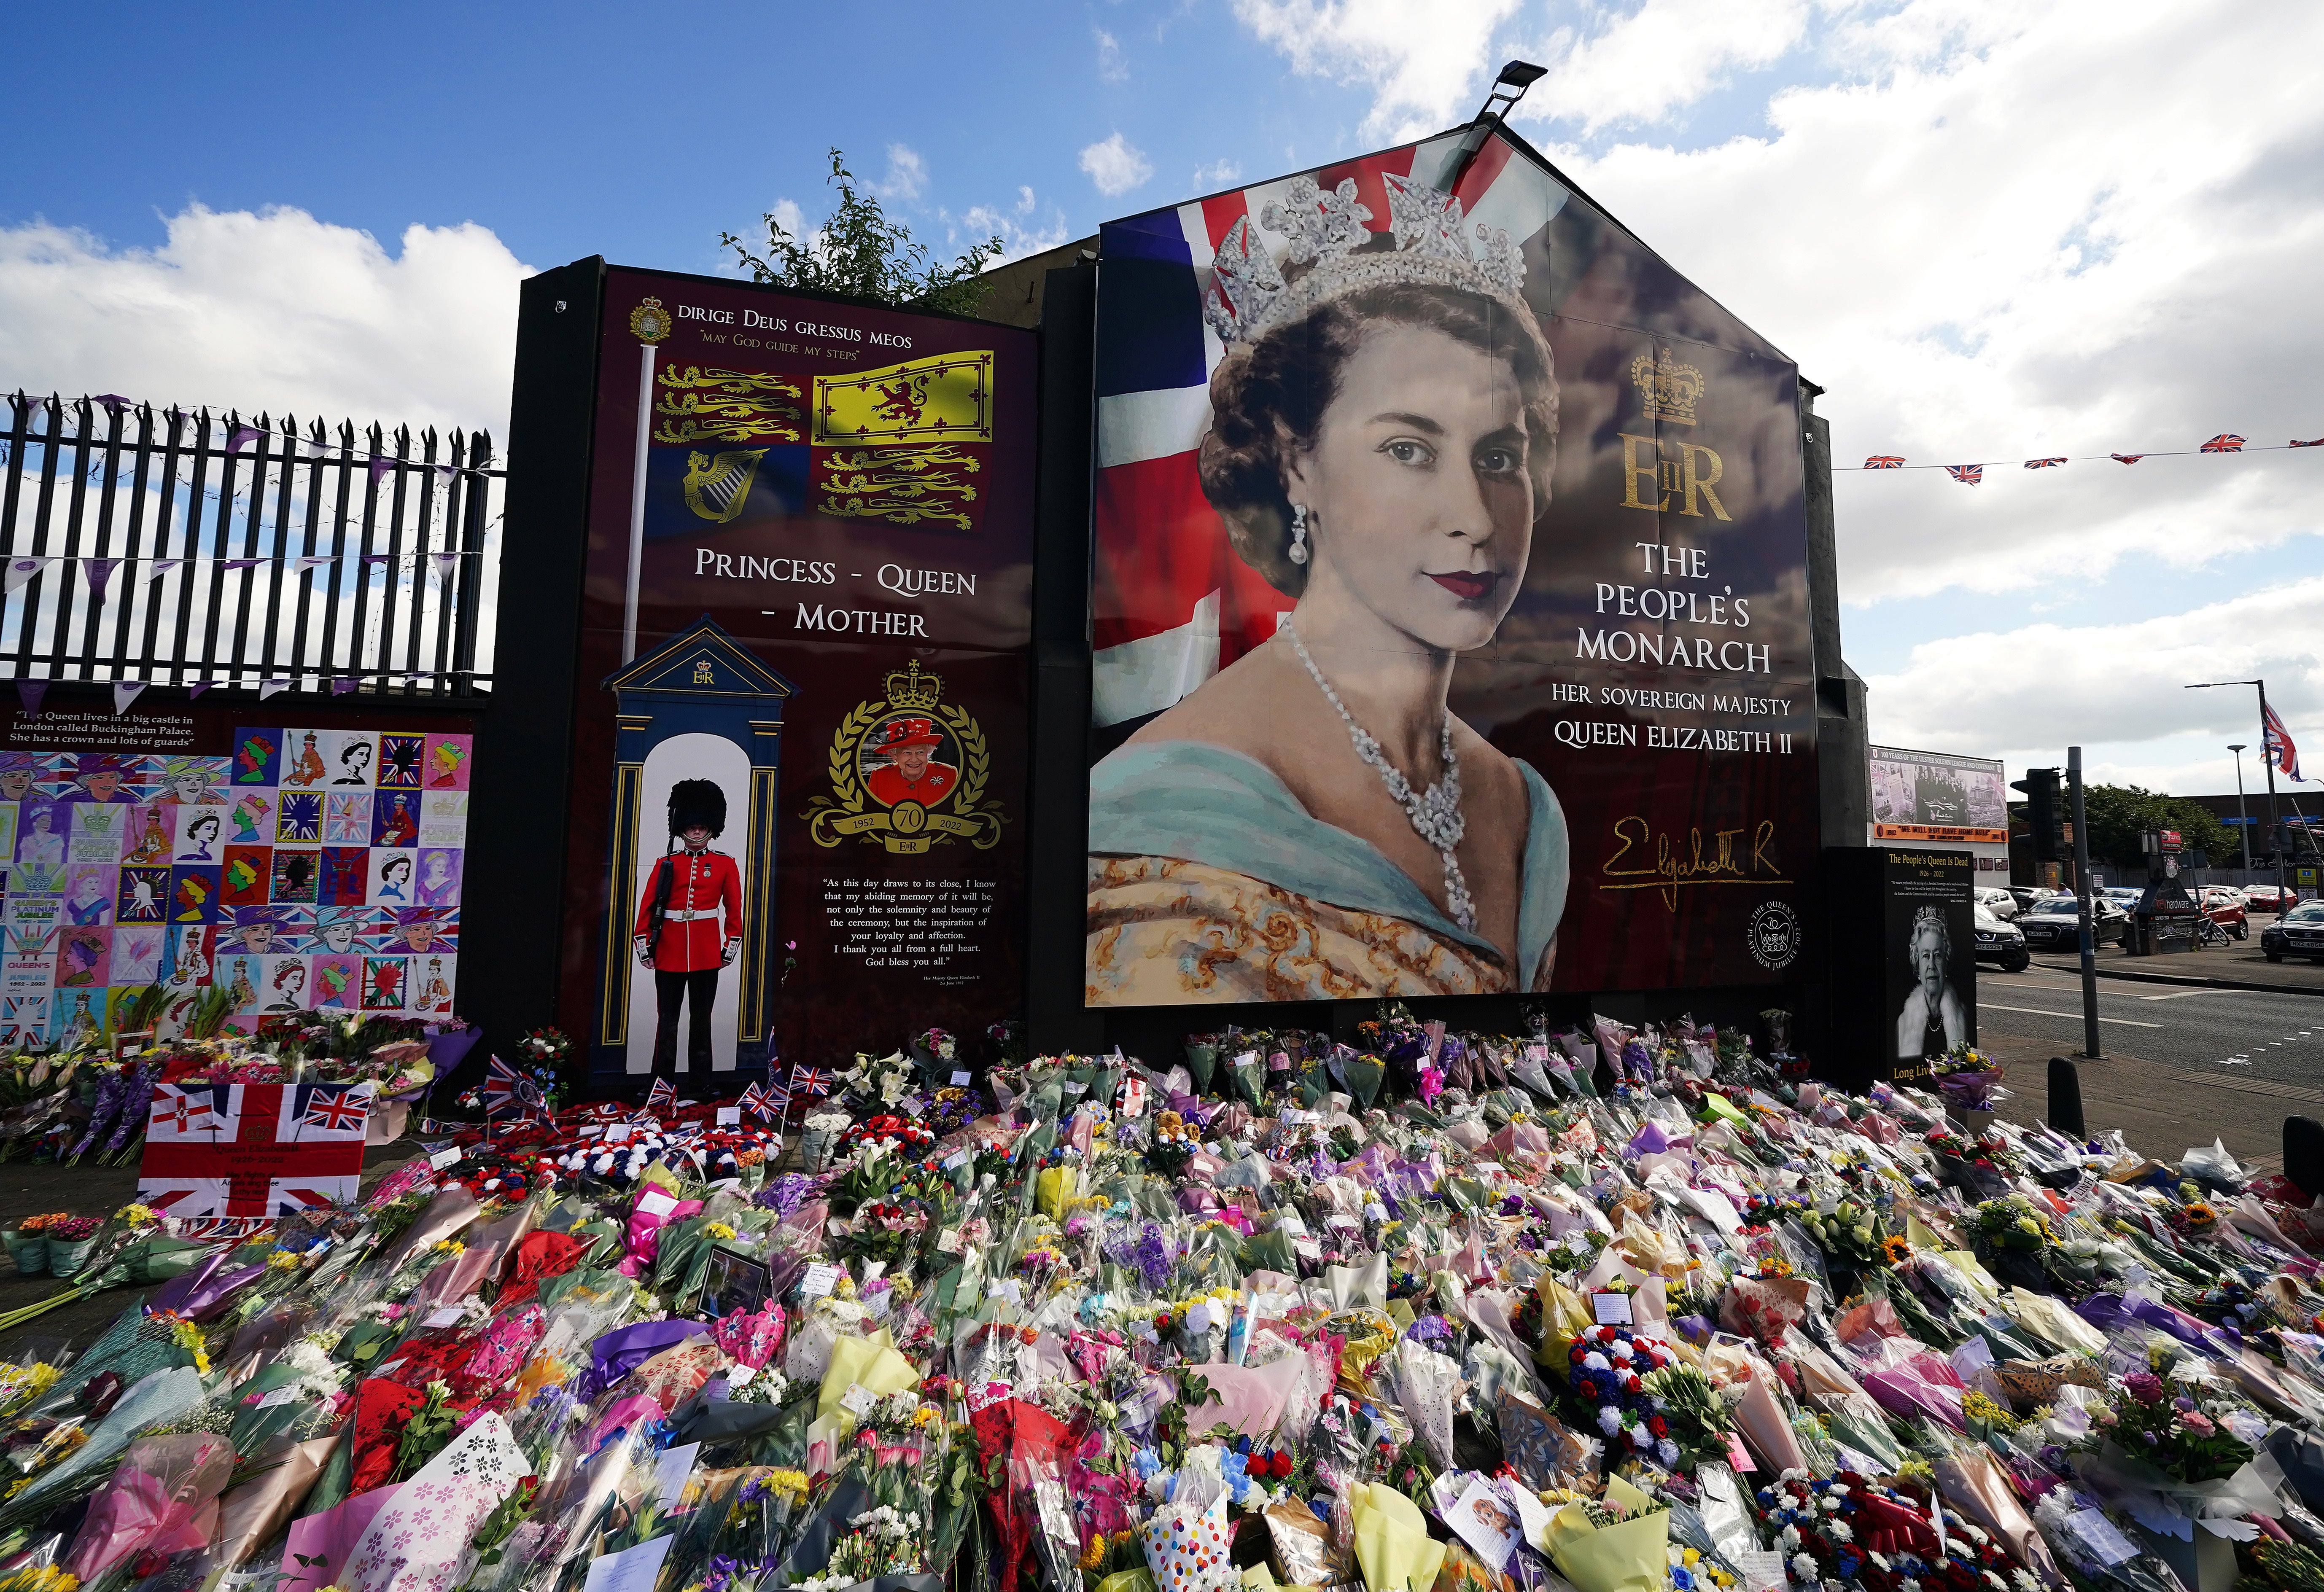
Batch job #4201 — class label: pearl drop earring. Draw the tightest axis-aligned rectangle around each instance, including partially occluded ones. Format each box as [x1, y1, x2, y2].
[1288, 503, 1310, 565]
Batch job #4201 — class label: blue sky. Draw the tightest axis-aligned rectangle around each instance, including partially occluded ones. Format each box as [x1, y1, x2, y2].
[3, 0, 2320, 798]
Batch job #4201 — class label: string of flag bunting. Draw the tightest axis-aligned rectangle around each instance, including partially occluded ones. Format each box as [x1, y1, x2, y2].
[1848, 433, 2324, 483]
[0, 549, 483, 604]
[6, 667, 482, 720]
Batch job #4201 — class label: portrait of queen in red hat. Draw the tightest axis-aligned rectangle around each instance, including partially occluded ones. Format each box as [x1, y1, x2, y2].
[864, 714, 956, 809]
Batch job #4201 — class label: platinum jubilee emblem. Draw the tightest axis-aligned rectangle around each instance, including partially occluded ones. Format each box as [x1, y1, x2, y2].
[805, 660, 1006, 855]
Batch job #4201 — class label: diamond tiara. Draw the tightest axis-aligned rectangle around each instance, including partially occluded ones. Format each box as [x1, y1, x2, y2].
[1201, 172, 1530, 348]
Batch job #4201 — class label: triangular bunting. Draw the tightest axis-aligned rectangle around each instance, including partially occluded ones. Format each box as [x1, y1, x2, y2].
[2, 557, 51, 595]
[431, 553, 461, 584]
[226, 425, 262, 453]
[112, 681, 146, 715]
[82, 557, 120, 601]
[259, 679, 291, 700]
[144, 559, 180, 584]
[15, 680, 45, 715]
[219, 558, 262, 573]
[293, 555, 331, 572]
[186, 683, 210, 700]
[330, 678, 358, 696]
[367, 456, 398, 484]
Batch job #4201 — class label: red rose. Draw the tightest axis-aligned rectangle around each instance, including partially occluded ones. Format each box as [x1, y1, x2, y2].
[1625, 1374, 1642, 1393]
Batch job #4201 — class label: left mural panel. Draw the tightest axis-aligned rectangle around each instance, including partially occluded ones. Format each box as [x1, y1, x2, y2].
[0, 692, 475, 1047]
[559, 269, 1039, 1083]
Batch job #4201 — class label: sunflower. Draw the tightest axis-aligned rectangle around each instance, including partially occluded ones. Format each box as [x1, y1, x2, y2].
[1880, 1235, 1912, 1265]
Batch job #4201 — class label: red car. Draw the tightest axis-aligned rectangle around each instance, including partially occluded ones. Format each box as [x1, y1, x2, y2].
[2196, 888, 2249, 940]
[2244, 884, 2298, 912]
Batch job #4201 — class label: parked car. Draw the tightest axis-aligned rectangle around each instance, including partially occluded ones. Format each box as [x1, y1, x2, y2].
[2102, 887, 2143, 908]
[2262, 901, 2324, 963]
[2014, 896, 2130, 951]
[2003, 885, 2063, 913]
[1973, 886, 2020, 920]
[2245, 884, 2297, 912]
[2195, 888, 2249, 939]
[1972, 906, 2028, 972]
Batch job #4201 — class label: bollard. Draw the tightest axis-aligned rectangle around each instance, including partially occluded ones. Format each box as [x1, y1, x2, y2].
[2047, 1057, 2086, 1139]
[2286, 1116, 2324, 1202]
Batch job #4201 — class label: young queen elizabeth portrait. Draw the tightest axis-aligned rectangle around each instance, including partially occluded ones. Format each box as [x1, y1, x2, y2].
[1088, 174, 1569, 1003]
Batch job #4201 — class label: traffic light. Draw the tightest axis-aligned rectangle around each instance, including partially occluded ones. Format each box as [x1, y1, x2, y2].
[2012, 767, 2064, 861]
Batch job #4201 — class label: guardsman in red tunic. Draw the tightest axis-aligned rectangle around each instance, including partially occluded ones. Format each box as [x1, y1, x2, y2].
[864, 717, 956, 808]
[633, 779, 741, 1079]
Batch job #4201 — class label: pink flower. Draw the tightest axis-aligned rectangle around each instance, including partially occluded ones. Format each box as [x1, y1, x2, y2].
[2179, 1410, 2216, 1436]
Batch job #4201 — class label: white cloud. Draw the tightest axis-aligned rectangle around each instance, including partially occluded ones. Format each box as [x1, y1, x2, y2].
[1079, 132, 1155, 198]
[881, 144, 929, 202]
[950, 185, 1074, 264]
[0, 204, 528, 439]
[1523, 0, 1814, 135]
[1236, 0, 1524, 140]
[1096, 27, 1128, 81]
[1864, 576, 2324, 772]
[1192, 158, 1245, 191]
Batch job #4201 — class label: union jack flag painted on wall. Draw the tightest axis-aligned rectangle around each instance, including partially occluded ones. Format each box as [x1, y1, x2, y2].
[1945, 465, 1983, 485]
[2202, 434, 2246, 453]
[2267, 703, 2308, 784]
[137, 1081, 372, 1219]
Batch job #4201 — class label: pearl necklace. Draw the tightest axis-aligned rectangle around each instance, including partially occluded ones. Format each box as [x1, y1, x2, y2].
[1282, 618, 1475, 932]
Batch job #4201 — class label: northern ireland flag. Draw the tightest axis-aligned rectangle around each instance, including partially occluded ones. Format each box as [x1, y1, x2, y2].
[137, 1081, 373, 1219]
[1088, 131, 1569, 728]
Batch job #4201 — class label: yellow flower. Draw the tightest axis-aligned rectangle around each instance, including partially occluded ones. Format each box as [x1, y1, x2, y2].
[912, 1406, 936, 1427]
[431, 1239, 464, 1257]
[704, 1222, 737, 1240]
[267, 1251, 303, 1272]
[116, 1203, 157, 1228]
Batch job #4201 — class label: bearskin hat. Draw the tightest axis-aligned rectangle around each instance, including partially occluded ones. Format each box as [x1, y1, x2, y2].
[667, 778, 726, 839]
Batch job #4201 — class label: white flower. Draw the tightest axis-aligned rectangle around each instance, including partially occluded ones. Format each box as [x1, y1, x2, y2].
[1829, 1522, 1852, 1543]
[1657, 1439, 1679, 1465]
[1983, 1574, 2006, 1591]
[1599, 1407, 1623, 1435]
[1779, 1528, 1802, 1552]
[1583, 1352, 1611, 1371]
[1792, 1554, 1818, 1579]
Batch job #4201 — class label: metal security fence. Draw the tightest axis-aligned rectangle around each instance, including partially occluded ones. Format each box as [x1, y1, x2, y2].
[0, 393, 499, 695]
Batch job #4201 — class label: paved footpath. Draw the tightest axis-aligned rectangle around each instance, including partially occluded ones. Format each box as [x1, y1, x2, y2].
[1977, 962, 2324, 1175]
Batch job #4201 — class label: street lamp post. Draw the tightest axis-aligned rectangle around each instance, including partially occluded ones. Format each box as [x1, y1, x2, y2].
[2227, 743, 2252, 874]
[2187, 680, 2285, 907]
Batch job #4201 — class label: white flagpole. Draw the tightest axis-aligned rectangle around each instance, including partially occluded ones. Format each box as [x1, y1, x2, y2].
[622, 343, 657, 663]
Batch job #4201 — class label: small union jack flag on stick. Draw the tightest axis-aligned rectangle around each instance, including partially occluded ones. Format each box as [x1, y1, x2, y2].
[789, 1064, 832, 1099]
[2202, 434, 2245, 453]
[1945, 465, 1983, 485]
[2111, 453, 2145, 464]
[481, 1057, 542, 1121]
[738, 1081, 774, 1122]
[1864, 455, 1905, 469]
[2024, 457, 2065, 469]
[645, 1076, 676, 1114]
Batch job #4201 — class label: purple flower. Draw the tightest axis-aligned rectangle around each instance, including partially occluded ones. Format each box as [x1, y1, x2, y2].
[2124, 1371, 2165, 1404]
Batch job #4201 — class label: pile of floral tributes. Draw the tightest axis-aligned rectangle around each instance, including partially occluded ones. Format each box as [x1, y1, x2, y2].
[0, 992, 464, 1169]
[9, 1011, 2324, 1592]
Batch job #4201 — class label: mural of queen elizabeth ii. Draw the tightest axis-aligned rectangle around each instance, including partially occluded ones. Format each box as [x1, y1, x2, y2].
[1088, 172, 1567, 1002]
